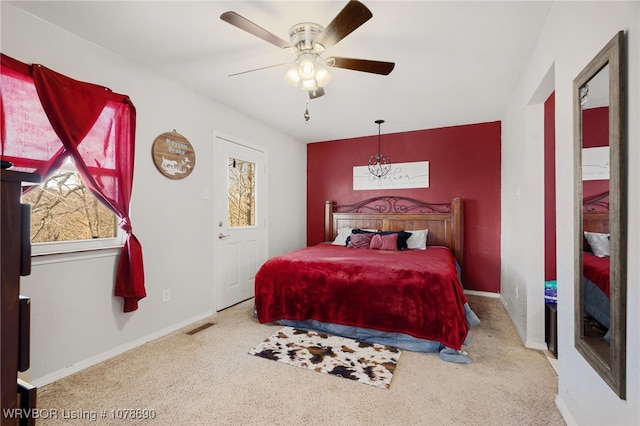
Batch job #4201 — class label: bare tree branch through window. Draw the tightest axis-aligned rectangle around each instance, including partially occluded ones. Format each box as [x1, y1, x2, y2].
[227, 157, 255, 227]
[22, 170, 118, 242]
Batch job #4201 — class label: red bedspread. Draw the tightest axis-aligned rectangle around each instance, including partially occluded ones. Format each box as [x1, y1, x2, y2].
[254, 244, 470, 350]
[583, 253, 610, 297]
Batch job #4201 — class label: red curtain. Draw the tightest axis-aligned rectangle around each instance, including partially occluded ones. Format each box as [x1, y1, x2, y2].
[1, 53, 145, 312]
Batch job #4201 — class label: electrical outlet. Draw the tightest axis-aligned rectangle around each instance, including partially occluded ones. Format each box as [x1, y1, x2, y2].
[162, 289, 171, 303]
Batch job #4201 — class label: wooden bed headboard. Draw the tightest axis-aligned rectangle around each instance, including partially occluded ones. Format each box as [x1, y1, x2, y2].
[324, 196, 464, 266]
[583, 191, 609, 233]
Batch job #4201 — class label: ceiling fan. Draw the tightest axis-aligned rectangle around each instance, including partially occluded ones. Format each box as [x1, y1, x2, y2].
[220, 0, 395, 99]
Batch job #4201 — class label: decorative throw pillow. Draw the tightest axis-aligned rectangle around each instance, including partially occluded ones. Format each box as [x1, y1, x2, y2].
[584, 231, 610, 257]
[345, 228, 378, 246]
[378, 230, 412, 250]
[347, 232, 374, 248]
[406, 229, 428, 250]
[369, 233, 398, 251]
[351, 229, 411, 250]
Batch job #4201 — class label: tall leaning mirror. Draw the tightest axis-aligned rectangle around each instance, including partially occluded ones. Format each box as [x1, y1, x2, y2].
[574, 30, 626, 399]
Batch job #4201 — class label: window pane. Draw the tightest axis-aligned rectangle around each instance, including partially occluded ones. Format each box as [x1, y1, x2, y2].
[227, 157, 255, 227]
[21, 169, 118, 242]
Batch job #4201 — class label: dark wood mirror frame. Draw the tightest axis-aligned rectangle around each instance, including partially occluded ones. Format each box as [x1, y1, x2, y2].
[573, 31, 626, 399]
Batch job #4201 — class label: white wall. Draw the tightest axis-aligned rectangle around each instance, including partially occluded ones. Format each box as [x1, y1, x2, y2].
[2, 4, 306, 385]
[502, 2, 639, 424]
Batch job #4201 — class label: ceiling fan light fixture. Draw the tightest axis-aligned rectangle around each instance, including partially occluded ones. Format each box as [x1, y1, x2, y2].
[284, 52, 332, 91]
[222, 2, 394, 99]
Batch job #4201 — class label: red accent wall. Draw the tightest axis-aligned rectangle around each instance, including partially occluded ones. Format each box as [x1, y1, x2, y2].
[583, 107, 609, 148]
[544, 102, 608, 281]
[544, 92, 557, 281]
[307, 121, 501, 293]
[582, 107, 610, 199]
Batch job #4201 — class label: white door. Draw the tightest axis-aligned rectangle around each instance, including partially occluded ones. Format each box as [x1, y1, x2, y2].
[214, 134, 267, 311]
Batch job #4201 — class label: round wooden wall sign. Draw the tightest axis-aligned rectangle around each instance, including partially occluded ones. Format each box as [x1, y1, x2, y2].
[151, 131, 196, 179]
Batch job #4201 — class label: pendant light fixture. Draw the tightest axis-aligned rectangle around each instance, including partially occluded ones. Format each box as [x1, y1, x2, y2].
[368, 119, 391, 178]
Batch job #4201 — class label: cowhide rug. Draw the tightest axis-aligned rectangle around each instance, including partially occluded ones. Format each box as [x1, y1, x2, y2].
[249, 326, 400, 390]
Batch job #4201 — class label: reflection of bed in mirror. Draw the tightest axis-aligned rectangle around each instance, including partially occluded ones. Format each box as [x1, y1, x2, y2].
[582, 191, 610, 341]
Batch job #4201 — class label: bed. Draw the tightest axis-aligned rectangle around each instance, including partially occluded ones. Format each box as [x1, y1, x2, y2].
[582, 191, 611, 340]
[254, 196, 479, 363]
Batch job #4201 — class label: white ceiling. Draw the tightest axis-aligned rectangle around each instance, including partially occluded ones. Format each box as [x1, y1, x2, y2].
[7, 1, 553, 143]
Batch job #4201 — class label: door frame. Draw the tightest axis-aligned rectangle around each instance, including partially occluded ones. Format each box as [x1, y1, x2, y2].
[212, 131, 268, 311]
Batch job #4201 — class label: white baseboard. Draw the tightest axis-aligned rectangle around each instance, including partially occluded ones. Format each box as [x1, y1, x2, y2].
[464, 289, 501, 298]
[555, 394, 577, 425]
[32, 312, 212, 387]
[525, 339, 549, 351]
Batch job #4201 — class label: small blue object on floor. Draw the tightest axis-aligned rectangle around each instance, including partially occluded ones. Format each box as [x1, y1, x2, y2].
[439, 347, 471, 364]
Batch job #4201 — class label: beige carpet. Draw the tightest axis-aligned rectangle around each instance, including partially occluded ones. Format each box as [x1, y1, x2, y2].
[36, 295, 566, 425]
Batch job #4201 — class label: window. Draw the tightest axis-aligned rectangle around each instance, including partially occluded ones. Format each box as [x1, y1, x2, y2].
[21, 158, 123, 255]
[227, 157, 256, 227]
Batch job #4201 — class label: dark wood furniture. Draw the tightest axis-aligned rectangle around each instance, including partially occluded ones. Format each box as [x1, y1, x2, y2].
[1, 169, 40, 425]
[545, 302, 558, 357]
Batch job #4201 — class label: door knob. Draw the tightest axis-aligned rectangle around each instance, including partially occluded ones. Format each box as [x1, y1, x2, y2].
[218, 233, 230, 240]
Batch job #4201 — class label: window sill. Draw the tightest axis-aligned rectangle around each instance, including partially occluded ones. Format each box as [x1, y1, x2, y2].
[31, 245, 122, 266]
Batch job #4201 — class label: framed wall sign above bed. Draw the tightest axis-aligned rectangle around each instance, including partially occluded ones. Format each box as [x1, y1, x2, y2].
[353, 161, 430, 190]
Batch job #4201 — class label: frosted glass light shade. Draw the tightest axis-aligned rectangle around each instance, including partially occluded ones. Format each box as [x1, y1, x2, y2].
[315, 63, 332, 87]
[301, 78, 318, 91]
[298, 54, 315, 80]
[284, 66, 300, 87]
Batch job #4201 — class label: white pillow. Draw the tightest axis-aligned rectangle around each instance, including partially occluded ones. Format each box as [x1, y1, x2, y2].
[332, 227, 353, 245]
[332, 228, 378, 245]
[584, 231, 610, 257]
[406, 229, 428, 250]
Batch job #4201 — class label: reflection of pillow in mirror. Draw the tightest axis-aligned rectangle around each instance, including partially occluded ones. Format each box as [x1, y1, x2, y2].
[406, 229, 428, 250]
[584, 231, 610, 257]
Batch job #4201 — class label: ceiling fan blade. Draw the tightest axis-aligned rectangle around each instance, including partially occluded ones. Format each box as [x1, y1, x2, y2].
[220, 11, 291, 50]
[326, 57, 395, 75]
[314, 1, 372, 51]
[228, 63, 289, 77]
[308, 87, 325, 99]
